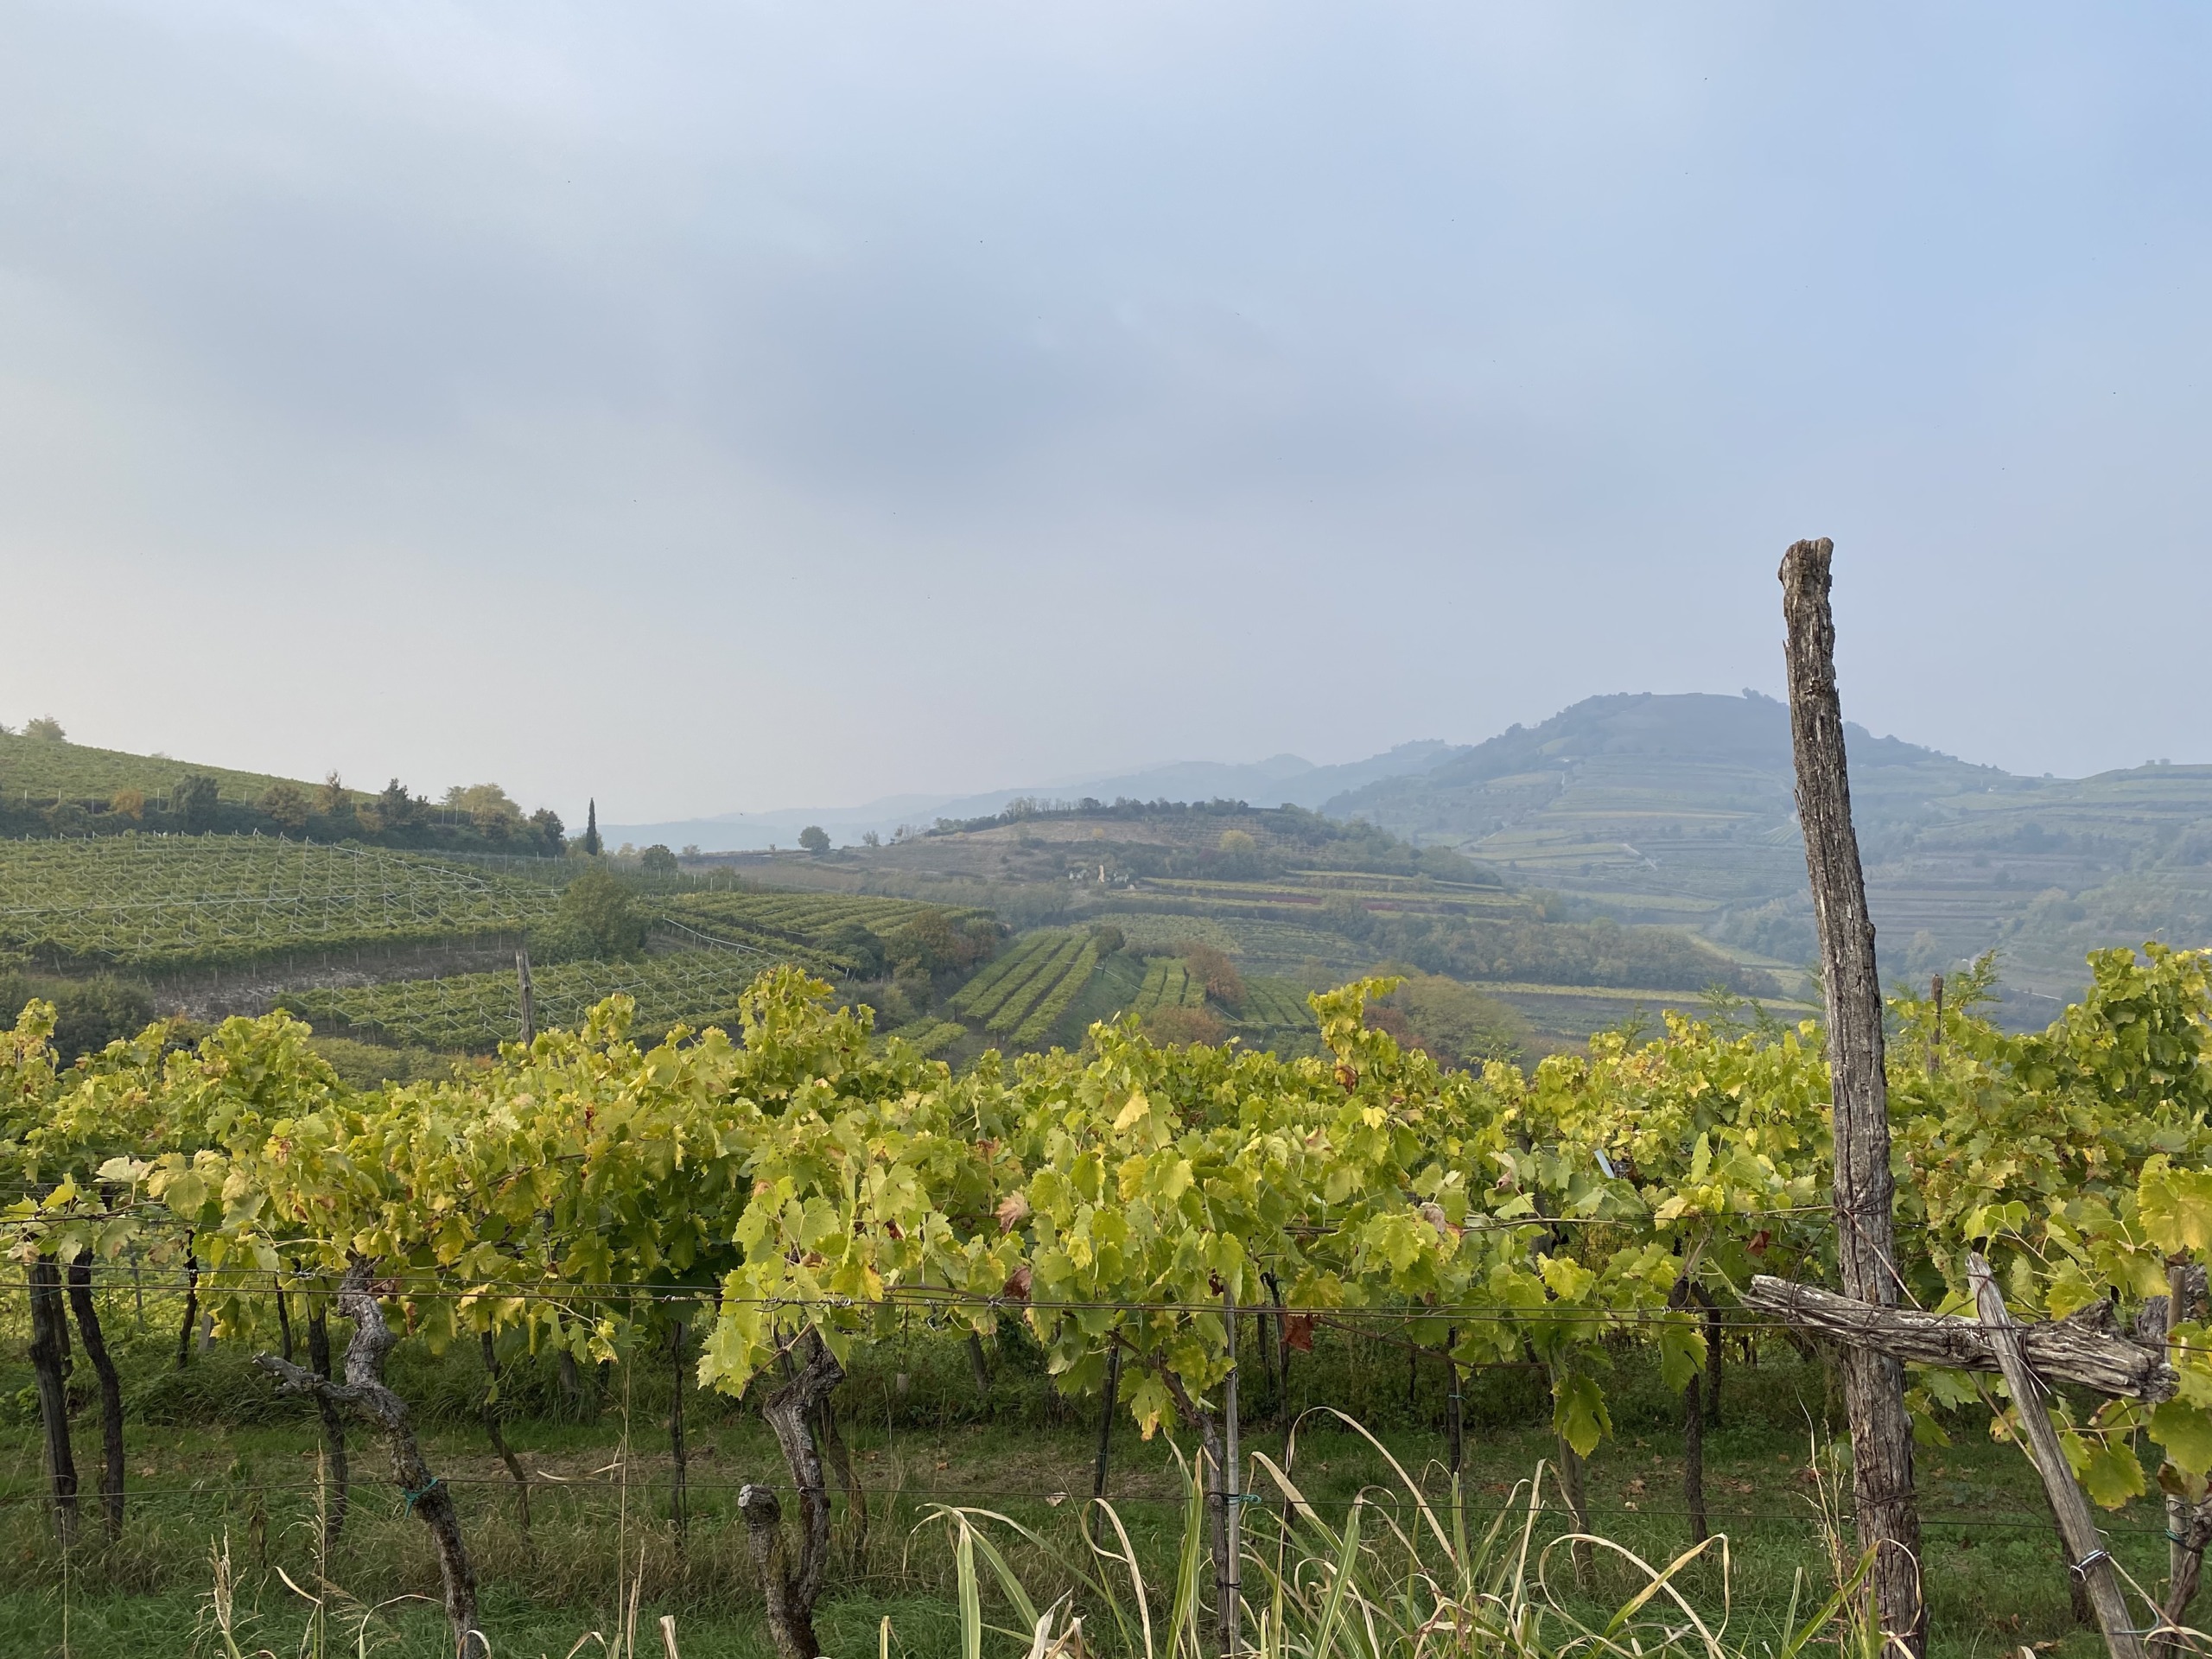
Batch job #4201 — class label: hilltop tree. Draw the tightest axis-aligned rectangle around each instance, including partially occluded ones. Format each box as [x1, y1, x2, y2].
[317, 772, 352, 819]
[445, 783, 520, 838]
[170, 773, 220, 831]
[530, 808, 566, 855]
[798, 824, 830, 855]
[373, 779, 423, 831]
[639, 844, 678, 874]
[581, 799, 603, 856]
[258, 781, 311, 832]
[23, 715, 65, 741]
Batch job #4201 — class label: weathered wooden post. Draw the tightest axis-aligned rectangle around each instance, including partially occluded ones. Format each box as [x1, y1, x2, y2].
[1968, 1255, 2145, 1658]
[1780, 538, 1924, 1649]
[1929, 974, 1944, 1077]
[1220, 1282, 1243, 1659]
[1092, 1346, 1122, 1499]
[515, 946, 535, 1045]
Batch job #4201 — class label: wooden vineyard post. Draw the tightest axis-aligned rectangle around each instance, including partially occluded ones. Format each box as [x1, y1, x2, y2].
[1446, 1326, 1465, 1478]
[1929, 973, 1944, 1077]
[1092, 1346, 1121, 1499]
[1968, 1255, 2145, 1658]
[2157, 1262, 2212, 1653]
[668, 1320, 688, 1549]
[1220, 1282, 1243, 1659]
[515, 946, 535, 1046]
[1781, 538, 1925, 1650]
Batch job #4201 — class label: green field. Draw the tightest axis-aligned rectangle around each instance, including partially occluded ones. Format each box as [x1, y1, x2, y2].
[0, 836, 557, 973]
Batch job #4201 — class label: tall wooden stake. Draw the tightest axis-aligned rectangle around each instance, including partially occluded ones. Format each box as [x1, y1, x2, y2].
[1780, 538, 1925, 1651]
[1968, 1255, 2145, 1658]
[1092, 1346, 1122, 1499]
[1446, 1326, 1465, 1478]
[1220, 1283, 1242, 1659]
[516, 946, 536, 1046]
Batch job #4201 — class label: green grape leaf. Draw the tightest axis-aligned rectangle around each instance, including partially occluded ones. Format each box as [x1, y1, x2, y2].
[1554, 1371, 1611, 1459]
[2152, 1401, 2212, 1479]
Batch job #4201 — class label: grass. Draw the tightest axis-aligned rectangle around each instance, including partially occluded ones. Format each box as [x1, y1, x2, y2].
[0, 1300, 2190, 1656]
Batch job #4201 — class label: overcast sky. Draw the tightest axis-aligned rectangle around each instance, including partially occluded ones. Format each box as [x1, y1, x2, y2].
[3, 3, 2209, 821]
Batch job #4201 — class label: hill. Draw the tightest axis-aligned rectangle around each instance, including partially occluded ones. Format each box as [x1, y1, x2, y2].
[0, 727, 305, 814]
[1324, 691, 2212, 1017]
[689, 798, 1786, 1052]
[0, 728, 568, 855]
[601, 741, 1463, 851]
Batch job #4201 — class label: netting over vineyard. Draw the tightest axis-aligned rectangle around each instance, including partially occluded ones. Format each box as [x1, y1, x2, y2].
[0, 835, 559, 971]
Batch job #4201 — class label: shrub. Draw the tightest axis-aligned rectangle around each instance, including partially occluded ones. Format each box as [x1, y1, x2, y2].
[1180, 941, 1245, 1011]
[171, 772, 221, 830]
[258, 780, 311, 830]
[548, 867, 645, 959]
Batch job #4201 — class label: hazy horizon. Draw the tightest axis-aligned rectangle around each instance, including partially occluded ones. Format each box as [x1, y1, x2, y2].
[7, 4, 2211, 823]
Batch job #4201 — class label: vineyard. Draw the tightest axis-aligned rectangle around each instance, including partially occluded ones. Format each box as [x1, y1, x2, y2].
[663, 888, 956, 940]
[0, 728, 305, 807]
[1234, 975, 1312, 1027]
[276, 945, 779, 1052]
[8, 945, 2212, 1656]
[1128, 954, 1207, 1017]
[0, 836, 558, 973]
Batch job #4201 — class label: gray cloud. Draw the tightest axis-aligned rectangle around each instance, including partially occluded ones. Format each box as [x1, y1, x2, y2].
[3, 3, 2210, 818]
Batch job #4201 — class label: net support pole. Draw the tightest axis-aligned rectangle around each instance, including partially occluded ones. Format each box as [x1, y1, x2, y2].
[516, 946, 535, 1046]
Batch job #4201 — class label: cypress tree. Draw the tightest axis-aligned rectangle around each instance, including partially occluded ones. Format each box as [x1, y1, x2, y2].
[582, 798, 603, 857]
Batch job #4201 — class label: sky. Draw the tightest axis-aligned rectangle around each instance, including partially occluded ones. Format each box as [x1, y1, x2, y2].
[3, 3, 2209, 823]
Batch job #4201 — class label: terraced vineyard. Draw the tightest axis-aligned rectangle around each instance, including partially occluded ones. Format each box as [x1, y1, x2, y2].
[1236, 976, 1313, 1027]
[877, 1017, 964, 1058]
[281, 946, 779, 1052]
[1129, 957, 1208, 1017]
[1128, 874, 1530, 918]
[944, 929, 1108, 1045]
[0, 835, 557, 972]
[663, 889, 979, 972]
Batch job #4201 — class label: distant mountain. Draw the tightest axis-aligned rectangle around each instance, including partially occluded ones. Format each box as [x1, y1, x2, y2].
[602, 741, 1462, 853]
[1324, 691, 2212, 1019]
[616, 689, 2212, 1020]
